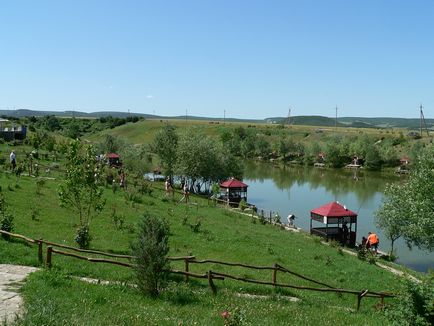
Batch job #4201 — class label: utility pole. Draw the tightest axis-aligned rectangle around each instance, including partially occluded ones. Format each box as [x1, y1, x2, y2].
[287, 107, 291, 126]
[420, 104, 429, 137]
[224, 109, 226, 125]
[335, 105, 338, 130]
[185, 109, 188, 123]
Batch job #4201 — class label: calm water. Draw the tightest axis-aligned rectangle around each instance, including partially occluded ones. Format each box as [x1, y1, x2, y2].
[243, 160, 434, 273]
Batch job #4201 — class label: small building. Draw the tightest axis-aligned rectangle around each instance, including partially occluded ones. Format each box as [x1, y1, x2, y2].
[314, 152, 326, 167]
[396, 156, 411, 174]
[0, 119, 27, 141]
[219, 178, 248, 205]
[310, 201, 358, 247]
[400, 156, 410, 166]
[106, 153, 122, 167]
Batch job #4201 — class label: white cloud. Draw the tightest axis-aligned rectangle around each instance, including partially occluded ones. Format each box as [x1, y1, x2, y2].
[146, 94, 154, 99]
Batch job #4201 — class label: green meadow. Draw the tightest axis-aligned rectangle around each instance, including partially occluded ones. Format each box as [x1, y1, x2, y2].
[0, 169, 411, 325]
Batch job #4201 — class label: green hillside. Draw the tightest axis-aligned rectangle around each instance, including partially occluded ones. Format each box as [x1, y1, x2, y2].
[0, 172, 415, 325]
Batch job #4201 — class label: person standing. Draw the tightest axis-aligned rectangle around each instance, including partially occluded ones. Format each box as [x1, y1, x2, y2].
[287, 214, 296, 227]
[179, 183, 189, 203]
[9, 150, 16, 171]
[342, 222, 349, 245]
[366, 232, 380, 253]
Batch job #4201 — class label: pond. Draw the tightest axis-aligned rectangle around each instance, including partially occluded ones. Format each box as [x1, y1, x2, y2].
[243, 160, 434, 273]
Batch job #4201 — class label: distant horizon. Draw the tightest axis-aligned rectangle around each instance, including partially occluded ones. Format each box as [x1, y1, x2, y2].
[0, 107, 430, 121]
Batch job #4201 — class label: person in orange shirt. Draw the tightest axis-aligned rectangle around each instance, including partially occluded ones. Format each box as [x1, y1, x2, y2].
[366, 232, 379, 253]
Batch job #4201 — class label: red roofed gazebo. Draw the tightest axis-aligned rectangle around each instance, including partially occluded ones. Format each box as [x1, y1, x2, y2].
[106, 153, 122, 167]
[219, 178, 248, 205]
[310, 201, 358, 247]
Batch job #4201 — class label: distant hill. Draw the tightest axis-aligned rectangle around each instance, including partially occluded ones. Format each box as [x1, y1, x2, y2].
[337, 117, 434, 130]
[0, 109, 432, 129]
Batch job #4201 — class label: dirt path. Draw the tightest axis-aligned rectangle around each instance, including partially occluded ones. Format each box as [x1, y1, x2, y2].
[0, 264, 39, 325]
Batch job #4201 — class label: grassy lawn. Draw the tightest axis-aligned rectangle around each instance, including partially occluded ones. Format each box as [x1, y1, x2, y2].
[0, 171, 411, 325]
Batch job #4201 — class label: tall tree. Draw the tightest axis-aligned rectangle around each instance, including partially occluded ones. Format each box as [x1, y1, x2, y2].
[376, 148, 434, 251]
[375, 183, 407, 254]
[153, 124, 178, 178]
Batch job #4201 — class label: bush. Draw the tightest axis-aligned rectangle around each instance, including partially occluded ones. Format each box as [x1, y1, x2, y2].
[132, 213, 170, 296]
[190, 218, 202, 233]
[383, 276, 434, 325]
[74, 225, 91, 249]
[238, 199, 248, 211]
[0, 214, 14, 239]
[0, 192, 14, 240]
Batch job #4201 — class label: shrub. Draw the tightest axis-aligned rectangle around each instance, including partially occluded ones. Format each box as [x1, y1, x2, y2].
[124, 189, 143, 205]
[190, 218, 202, 233]
[36, 177, 46, 194]
[74, 225, 92, 249]
[238, 199, 248, 211]
[132, 213, 170, 296]
[30, 208, 39, 221]
[0, 192, 14, 240]
[383, 276, 434, 325]
[111, 209, 125, 230]
[138, 181, 153, 196]
[0, 214, 14, 239]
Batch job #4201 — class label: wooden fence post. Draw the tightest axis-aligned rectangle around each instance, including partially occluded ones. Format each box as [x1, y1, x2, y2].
[37, 239, 43, 263]
[356, 289, 368, 311]
[208, 270, 217, 295]
[184, 258, 189, 282]
[272, 263, 278, 287]
[46, 246, 53, 268]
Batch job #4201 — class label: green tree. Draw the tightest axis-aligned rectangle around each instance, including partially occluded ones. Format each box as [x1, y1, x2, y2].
[376, 148, 434, 251]
[102, 134, 125, 154]
[304, 142, 322, 165]
[364, 144, 382, 170]
[380, 139, 398, 166]
[176, 130, 243, 187]
[241, 134, 256, 158]
[175, 130, 218, 183]
[375, 183, 406, 254]
[132, 213, 170, 297]
[120, 144, 150, 179]
[325, 142, 346, 168]
[402, 149, 434, 250]
[255, 135, 270, 157]
[58, 140, 105, 248]
[153, 124, 178, 178]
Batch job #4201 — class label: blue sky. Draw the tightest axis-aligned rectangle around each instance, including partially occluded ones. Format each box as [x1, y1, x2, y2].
[1, 0, 433, 119]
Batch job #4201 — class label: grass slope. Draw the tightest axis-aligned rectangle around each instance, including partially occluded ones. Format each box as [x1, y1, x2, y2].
[0, 172, 409, 325]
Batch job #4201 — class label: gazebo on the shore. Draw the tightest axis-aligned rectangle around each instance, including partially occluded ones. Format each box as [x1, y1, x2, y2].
[106, 153, 122, 167]
[219, 178, 248, 205]
[310, 201, 358, 247]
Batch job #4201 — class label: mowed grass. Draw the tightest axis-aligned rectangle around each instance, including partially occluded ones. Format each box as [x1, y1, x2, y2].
[0, 172, 407, 325]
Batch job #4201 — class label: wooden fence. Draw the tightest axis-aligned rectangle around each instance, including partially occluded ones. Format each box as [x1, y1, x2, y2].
[0, 229, 393, 311]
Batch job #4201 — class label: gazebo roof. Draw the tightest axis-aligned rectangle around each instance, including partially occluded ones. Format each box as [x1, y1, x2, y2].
[220, 178, 248, 188]
[107, 153, 120, 159]
[310, 201, 357, 217]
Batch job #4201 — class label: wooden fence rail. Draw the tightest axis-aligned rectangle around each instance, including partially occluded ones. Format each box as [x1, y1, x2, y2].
[1, 229, 394, 311]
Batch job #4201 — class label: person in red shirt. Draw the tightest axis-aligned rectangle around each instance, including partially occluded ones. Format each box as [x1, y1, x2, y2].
[366, 232, 379, 253]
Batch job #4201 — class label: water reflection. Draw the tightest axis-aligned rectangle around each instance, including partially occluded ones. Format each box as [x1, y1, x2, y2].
[243, 160, 433, 273]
